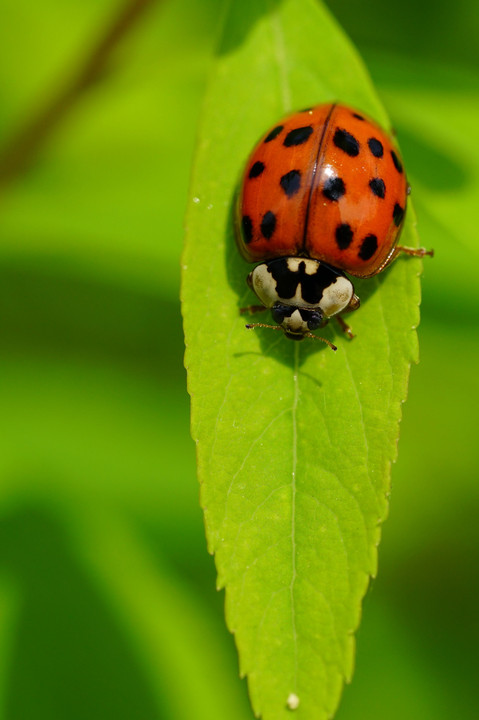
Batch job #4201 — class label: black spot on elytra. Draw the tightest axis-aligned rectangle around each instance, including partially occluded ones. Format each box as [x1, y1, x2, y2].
[369, 177, 386, 198]
[368, 137, 384, 158]
[391, 150, 403, 173]
[352, 113, 365, 121]
[261, 211, 276, 239]
[249, 161, 265, 178]
[335, 223, 353, 250]
[333, 128, 360, 157]
[283, 126, 313, 147]
[242, 215, 253, 243]
[264, 125, 283, 143]
[267, 257, 346, 305]
[280, 169, 301, 197]
[322, 176, 345, 201]
[358, 234, 378, 261]
[393, 203, 405, 226]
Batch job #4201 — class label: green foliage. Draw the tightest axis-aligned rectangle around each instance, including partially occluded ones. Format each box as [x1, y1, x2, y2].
[0, 0, 478, 719]
[182, 1, 422, 717]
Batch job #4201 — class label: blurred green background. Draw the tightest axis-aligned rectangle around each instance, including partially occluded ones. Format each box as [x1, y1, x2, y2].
[0, 0, 478, 718]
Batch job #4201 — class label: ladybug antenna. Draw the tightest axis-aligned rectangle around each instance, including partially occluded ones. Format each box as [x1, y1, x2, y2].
[245, 322, 282, 332]
[245, 323, 337, 351]
[305, 333, 337, 351]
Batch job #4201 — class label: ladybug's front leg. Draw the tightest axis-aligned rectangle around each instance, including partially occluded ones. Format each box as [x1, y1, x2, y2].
[240, 304, 267, 316]
[335, 293, 360, 339]
[335, 315, 355, 340]
[343, 293, 360, 314]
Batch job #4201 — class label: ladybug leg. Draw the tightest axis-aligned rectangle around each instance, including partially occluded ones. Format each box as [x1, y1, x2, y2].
[343, 293, 360, 313]
[335, 293, 360, 340]
[335, 314, 355, 340]
[396, 245, 434, 259]
[240, 304, 267, 315]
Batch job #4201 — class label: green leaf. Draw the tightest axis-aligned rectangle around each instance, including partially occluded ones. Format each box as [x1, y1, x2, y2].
[182, 1, 422, 718]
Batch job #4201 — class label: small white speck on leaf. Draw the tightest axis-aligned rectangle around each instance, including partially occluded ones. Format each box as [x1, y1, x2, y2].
[193, 196, 200, 204]
[286, 693, 300, 710]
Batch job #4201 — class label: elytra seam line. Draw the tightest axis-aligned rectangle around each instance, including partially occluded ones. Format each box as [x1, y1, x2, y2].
[301, 103, 337, 251]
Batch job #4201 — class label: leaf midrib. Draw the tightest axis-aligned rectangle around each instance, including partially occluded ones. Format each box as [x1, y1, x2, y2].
[290, 342, 300, 694]
[270, 4, 302, 699]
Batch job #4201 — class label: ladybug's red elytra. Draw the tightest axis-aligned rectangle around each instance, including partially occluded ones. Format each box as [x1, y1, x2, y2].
[236, 103, 432, 347]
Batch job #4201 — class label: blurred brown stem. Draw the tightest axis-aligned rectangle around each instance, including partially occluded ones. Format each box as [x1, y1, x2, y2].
[0, 0, 156, 191]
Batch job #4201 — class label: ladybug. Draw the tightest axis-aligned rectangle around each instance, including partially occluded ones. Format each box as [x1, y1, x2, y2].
[236, 103, 432, 347]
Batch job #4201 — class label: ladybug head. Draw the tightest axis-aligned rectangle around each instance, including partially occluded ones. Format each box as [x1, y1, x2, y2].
[245, 301, 337, 348]
[245, 257, 355, 349]
[271, 303, 323, 341]
[245, 305, 337, 348]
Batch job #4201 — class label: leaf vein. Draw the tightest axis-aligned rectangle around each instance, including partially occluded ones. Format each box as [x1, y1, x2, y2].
[269, 0, 292, 112]
[223, 407, 291, 522]
[290, 343, 300, 692]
